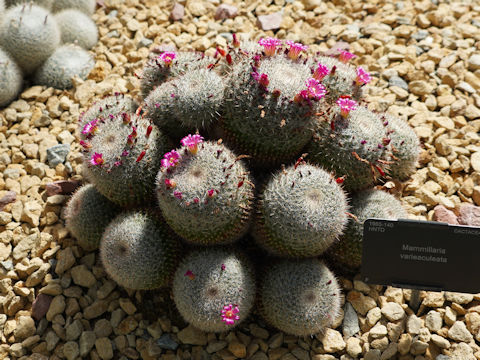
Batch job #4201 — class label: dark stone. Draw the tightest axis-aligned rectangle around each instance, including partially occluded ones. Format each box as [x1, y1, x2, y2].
[156, 334, 179, 350]
[46, 144, 70, 167]
[0, 191, 16, 211]
[45, 180, 80, 197]
[32, 294, 53, 321]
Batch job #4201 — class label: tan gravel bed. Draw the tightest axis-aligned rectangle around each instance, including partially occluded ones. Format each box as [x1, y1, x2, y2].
[1, 0, 480, 359]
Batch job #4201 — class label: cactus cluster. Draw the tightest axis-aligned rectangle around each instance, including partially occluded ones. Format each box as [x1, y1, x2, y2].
[68, 37, 419, 336]
[0, 0, 98, 107]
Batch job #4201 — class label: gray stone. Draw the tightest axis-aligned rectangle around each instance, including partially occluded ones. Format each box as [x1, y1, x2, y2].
[66, 319, 83, 341]
[1, 260, 13, 270]
[156, 334, 179, 350]
[342, 302, 360, 337]
[215, 4, 238, 20]
[46, 144, 70, 167]
[79, 331, 96, 357]
[138, 38, 153, 49]
[412, 30, 430, 41]
[389, 76, 409, 91]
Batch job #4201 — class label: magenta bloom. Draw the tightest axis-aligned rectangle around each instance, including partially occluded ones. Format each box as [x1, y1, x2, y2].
[258, 37, 282, 56]
[336, 97, 358, 118]
[338, 50, 356, 63]
[161, 150, 181, 170]
[181, 134, 204, 154]
[79, 140, 91, 149]
[356, 67, 371, 86]
[221, 304, 240, 325]
[305, 78, 326, 100]
[90, 152, 104, 166]
[165, 178, 176, 189]
[173, 191, 182, 199]
[313, 63, 330, 81]
[252, 72, 269, 88]
[184, 270, 195, 280]
[294, 89, 310, 104]
[81, 119, 99, 136]
[286, 40, 308, 60]
[207, 189, 215, 197]
[159, 52, 176, 66]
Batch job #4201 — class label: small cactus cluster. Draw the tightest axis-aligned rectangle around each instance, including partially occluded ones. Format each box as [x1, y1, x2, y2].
[67, 36, 419, 336]
[0, 0, 98, 107]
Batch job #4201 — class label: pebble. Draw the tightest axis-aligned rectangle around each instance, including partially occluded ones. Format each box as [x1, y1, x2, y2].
[342, 302, 360, 337]
[63, 341, 80, 360]
[79, 331, 96, 357]
[257, 12, 283, 31]
[177, 324, 207, 345]
[156, 334, 179, 350]
[381, 302, 405, 321]
[170, 3, 184, 21]
[70, 265, 97, 288]
[215, 4, 238, 20]
[448, 321, 473, 342]
[46, 144, 70, 167]
[95, 337, 114, 360]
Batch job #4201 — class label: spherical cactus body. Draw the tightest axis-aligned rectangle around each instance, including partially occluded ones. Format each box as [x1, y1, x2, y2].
[0, 48, 22, 108]
[82, 113, 170, 207]
[172, 247, 255, 332]
[144, 68, 225, 138]
[34, 44, 94, 89]
[100, 210, 181, 290]
[6, 0, 53, 9]
[156, 139, 254, 245]
[221, 47, 323, 167]
[78, 94, 138, 140]
[254, 163, 349, 257]
[258, 258, 341, 336]
[384, 114, 420, 181]
[51, 0, 95, 15]
[55, 9, 98, 49]
[307, 105, 390, 192]
[0, 4, 60, 74]
[328, 189, 407, 271]
[140, 51, 213, 99]
[65, 184, 121, 251]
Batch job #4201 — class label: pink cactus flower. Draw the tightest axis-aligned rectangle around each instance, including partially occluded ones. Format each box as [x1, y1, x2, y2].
[313, 63, 330, 81]
[173, 191, 182, 199]
[184, 270, 195, 280]
[305, 78, 326, 100]
[293, 89, 310, 104]
[161, 150, 181, 170]
[355, 67, 371, 86]
[207, 189, 215, 197]
[81, 119, 99, 136]
[165, 178, 176, 189]
[181, 134, 204, 155]
[336, 97, 358, 118]
[159, 52, 176, 66]
[221, 304, 240, 325]
[79, 140, 91, 149]
[258, 37, 282, 56]
[286, 40, 308, 60]
[90, 152, 104, 166]
[338, 50, 356, 63]
[251, 72, 270, 88]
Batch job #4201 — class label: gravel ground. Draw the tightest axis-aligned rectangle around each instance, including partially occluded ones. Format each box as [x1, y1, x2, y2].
[1, 0, 480, 359]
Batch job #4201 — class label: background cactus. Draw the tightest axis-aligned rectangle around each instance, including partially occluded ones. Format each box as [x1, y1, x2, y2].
[307, 105, 390, 192]
[156, 140, 254, 245]
[65, 184, 121, 251]
[55, 9, 98, 50]
[100, 210, 181, 290]
[258, 258, 341, 336]
[0, 48, 22, 108]
[328, 189, 408, 271]
[253, 163, 349, 257]
[0, 4, 60, 74]
[83, 114, 170, 207]
[34, 44, 94, 89]
[172, 247, 256, 332]
[5, 0, 53, 10]
[384, 114, 420, 181]
[144, 68, 225, 137]
[51, 0, 95, 15]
